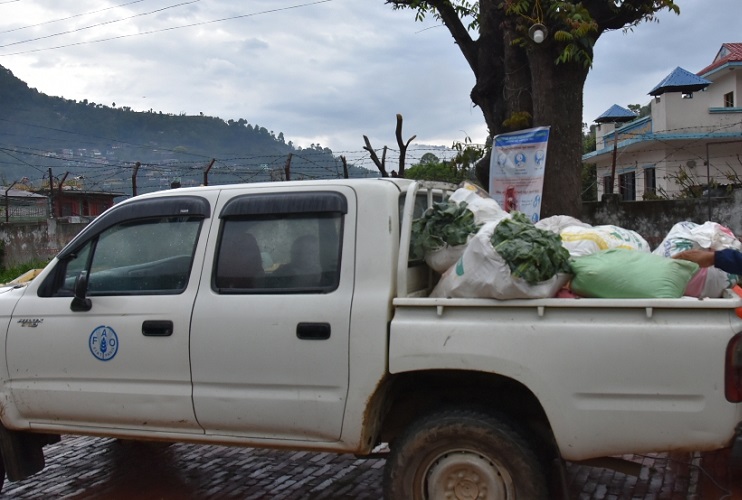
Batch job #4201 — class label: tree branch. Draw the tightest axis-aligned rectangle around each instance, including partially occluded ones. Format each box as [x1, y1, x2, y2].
[395, 114, 416, 178]
[363, 135, 388, 177]
[386, 0, 479, 75]
[587, 0, 678, 33]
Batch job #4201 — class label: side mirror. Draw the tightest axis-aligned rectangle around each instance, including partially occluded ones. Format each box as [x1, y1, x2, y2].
[71, 271, 92, 312]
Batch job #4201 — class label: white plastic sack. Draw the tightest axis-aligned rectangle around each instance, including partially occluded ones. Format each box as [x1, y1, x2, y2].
[559, 225, 651, 257]
[652, 221, 742, 257]
[652, 221, 740, 298]
[535, 215, 591, 235]
[425, 244, 467, 273]
[430, 220, 569, 300]
[684, 267, 739, 298]
[448, 184, 508, 224]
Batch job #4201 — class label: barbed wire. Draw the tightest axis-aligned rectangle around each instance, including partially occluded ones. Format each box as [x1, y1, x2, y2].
[0, 111, 739, 199]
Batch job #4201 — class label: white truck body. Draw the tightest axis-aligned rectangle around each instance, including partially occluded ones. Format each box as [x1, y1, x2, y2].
[0, 177, 739, 498]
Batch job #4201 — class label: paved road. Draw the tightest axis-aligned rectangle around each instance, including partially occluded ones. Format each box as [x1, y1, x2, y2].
[0, 435, 737, 499]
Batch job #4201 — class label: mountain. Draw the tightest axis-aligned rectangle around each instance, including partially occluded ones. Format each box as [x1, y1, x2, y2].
[0, 65, 372, 194]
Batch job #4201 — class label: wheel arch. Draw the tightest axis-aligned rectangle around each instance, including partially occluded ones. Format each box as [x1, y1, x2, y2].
[377, 369, 559, 462]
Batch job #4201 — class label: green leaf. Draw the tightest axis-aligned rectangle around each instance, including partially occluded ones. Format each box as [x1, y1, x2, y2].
[411, 200, 481, 259]
[490, 212, 572, 285]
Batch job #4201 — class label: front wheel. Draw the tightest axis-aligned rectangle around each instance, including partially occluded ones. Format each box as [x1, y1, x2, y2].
[383, 409, 547, 500]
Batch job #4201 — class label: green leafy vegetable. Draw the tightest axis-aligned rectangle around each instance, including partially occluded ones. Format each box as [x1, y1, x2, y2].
[491, 212, 572, 285]
[411, 201, 480, 260]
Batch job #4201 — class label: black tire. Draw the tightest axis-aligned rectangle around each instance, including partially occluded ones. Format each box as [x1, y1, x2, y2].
[383, 409, 547, 500]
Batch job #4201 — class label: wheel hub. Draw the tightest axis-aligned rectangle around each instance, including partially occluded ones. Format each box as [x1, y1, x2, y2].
[425, 451, 513, 500]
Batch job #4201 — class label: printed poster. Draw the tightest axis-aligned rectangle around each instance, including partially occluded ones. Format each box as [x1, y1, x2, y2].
[489, 126, 550, 223]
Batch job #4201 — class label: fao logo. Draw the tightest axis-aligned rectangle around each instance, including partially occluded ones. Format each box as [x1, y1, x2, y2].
[89, 326, 119, 362]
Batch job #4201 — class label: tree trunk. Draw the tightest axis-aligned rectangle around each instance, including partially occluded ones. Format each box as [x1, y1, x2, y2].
[470, 0, 506, 135]
[388, 0, 676, 218]
[528, 45, 589, 218]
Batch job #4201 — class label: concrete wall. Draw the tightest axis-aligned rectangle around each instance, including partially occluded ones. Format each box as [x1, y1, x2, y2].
[0, 220, 87, 267]
[2, 193, 742, 268]
[583, 191, 742, 249]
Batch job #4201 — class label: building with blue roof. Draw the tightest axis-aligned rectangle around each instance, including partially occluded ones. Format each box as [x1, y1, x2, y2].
[583, 43, 742, 201]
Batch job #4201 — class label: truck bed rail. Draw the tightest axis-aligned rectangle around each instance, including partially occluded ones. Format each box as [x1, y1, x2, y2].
[397, 181, 457, 298]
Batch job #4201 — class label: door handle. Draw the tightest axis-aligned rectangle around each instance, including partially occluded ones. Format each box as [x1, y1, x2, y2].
[296, 322, 331, 340]
[142, 320, 174, 337]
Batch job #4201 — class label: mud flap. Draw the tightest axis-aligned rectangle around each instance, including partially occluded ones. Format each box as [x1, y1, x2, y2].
[732, 421, 742, 469]
[0, 424, 57, 482]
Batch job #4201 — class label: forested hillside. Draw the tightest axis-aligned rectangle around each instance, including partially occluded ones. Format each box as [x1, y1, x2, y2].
[0, 65, 372, 195]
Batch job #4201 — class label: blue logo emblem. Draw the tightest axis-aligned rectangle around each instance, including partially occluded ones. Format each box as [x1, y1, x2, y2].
[89, 326, 119, 361]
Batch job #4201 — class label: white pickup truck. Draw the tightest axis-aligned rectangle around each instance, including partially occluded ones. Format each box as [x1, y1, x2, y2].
[0, 178, 740, 499]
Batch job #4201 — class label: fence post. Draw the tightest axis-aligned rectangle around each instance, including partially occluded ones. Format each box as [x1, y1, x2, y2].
[5, 181, 18, 223]
[132, 162, 140, 197]
[203, 158, 215, 186]
[284, 153, 292, 181]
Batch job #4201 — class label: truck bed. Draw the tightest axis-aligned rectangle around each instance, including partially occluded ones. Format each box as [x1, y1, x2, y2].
[390, 291, 742, 460]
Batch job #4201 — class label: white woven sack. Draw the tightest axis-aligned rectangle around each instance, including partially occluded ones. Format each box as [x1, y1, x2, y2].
[653, 221, 742, 257]
[425, 244, 467, 273]
[430, 220, 568, 300]
[448, 186, 508, 224]
[559, 225, 650, 257]
[653, 221, 740, 297]
[535, 215, 590, 235]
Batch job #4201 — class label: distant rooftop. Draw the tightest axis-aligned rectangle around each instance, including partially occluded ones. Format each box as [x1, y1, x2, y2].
[698, 42, 742, 77]
[0, 188, 45, 198]
[594, 104, 636, 123]
[648, 67, 712, 96]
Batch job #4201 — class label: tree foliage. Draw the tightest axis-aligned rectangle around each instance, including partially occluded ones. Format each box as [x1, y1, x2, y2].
[386, 0, 679, 217]
[405, 138, 485, 184]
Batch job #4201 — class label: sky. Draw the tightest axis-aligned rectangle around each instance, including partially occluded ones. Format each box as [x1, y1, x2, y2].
[0, 0, 740, 168]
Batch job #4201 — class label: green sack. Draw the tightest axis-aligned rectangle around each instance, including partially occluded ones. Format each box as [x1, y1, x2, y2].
[570, 248, 699, 299]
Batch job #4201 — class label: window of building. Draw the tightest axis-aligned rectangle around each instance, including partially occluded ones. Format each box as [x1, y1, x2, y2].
[644, 167, 656, 196]
[619, 172, 636, 201]
[724, 91, 735, 108]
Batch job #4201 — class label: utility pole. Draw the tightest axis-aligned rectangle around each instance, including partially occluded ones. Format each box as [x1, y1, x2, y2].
[48, 167, 54, 218]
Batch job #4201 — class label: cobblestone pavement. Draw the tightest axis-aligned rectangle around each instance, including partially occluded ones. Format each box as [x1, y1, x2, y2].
[0, 435, 739, 499]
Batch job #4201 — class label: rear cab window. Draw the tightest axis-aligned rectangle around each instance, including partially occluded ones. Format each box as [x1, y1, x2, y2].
[213, 191, 347, 294]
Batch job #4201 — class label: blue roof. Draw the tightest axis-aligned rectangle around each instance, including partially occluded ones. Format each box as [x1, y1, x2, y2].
[594, 104, 636, 123]
[648, 67, 711, 96]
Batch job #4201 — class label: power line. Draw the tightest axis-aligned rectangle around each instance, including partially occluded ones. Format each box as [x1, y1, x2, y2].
[0, 0, 147, 35]
[0, 0, 201, 49]
[0, 0, 336, 57]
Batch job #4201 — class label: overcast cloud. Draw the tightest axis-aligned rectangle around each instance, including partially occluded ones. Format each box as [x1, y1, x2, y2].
[0, 0, 740, 167]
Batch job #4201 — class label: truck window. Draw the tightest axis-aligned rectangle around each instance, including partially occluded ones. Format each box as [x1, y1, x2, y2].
[52, 216, 202, 296]
[214, 213, 342, 294]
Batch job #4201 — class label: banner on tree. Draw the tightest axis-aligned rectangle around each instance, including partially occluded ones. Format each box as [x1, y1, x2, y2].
[489, 126, 550, 223]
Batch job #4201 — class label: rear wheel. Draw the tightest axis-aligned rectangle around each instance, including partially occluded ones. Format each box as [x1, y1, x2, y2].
[383, 409, 547, 500]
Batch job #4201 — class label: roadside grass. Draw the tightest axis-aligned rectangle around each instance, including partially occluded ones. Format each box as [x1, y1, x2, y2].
[0, 261, 49, 284]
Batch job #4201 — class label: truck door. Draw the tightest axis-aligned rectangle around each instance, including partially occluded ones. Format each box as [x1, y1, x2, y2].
[6, 195, 213, 433]
[190, 188, 354, 441]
